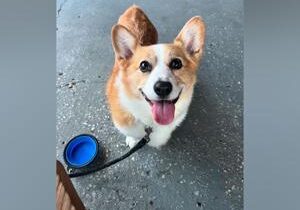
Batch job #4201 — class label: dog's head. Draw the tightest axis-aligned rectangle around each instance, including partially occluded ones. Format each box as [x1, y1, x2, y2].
[112, 17, 205, 125]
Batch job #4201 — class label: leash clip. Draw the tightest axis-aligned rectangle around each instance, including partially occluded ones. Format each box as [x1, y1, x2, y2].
[144, 127, 152, 143]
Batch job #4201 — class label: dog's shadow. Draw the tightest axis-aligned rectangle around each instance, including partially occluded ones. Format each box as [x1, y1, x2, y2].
[170, 77, 220, 155]
[132, 72, 235, 207]
[152, 69, 232, 171]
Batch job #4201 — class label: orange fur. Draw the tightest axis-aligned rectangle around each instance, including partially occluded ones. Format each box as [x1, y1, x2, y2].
[174, 16, 206, 62]
[106, 5, 157, 127]
[106, 6, 205, 128]
[117, 5, 158, 46]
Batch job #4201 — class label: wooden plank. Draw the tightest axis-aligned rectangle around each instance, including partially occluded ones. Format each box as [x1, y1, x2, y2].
[56, 160, 86, 210]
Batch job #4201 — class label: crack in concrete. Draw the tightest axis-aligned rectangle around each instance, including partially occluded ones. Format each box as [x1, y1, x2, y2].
[57, 0, 68, 17]
[56, 79, 86, 89]
[56, 78, 105, 89]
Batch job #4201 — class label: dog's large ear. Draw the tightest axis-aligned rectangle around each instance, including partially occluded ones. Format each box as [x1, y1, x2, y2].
[112, 24, 138, 60]
[174, 16, 205, 59]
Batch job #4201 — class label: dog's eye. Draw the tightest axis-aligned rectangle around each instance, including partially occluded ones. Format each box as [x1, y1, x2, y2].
[169, 58, 182, 70]
[139, 60, 152, 72]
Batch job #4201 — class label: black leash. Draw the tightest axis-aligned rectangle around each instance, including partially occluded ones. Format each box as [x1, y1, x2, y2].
[68, 127, 152, 178]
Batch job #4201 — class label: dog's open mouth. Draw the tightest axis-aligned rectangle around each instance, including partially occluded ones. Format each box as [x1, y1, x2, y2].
[139, 89, 181, 125]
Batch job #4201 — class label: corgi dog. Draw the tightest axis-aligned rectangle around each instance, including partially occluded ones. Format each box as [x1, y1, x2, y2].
[106, 6, 205, 149]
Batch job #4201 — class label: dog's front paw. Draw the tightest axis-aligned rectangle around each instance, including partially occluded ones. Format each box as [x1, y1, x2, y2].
[147, 140, 163, 149]
[125, 136, 138, 148]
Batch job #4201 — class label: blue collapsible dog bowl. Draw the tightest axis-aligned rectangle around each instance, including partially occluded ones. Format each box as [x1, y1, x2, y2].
[64, 134, 100, 168]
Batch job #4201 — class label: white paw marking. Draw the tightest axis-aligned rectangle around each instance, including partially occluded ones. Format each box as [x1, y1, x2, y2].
[125, 136, 138, 148]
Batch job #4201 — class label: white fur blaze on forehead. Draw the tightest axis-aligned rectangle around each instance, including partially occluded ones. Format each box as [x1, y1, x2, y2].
[175, 16, 205, 58]
[112, 25, 138, 59]
[155, 44, 164, 59]
[153, 45, 169, 79]
[154, 44, 164, 65]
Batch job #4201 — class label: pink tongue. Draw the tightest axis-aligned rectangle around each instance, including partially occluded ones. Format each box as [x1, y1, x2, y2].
[151, 101, 175, 125]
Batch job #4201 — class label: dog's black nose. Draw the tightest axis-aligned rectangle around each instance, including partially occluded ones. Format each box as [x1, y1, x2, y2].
[154, 81, 172, 97]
